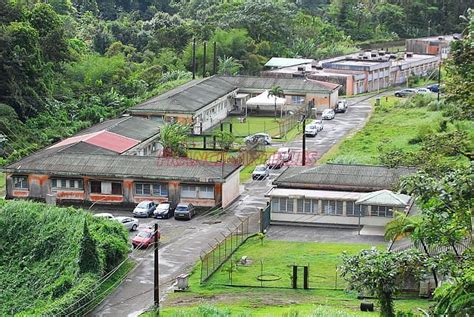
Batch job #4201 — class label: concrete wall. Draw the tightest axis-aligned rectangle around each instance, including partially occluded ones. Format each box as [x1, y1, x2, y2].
[221, 168, 241, 208]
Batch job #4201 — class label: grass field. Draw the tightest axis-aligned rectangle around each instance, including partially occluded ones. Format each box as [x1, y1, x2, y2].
[158, 238, 431, 316]
[217, 116, 282, 137]
[321, 96, 443, 165]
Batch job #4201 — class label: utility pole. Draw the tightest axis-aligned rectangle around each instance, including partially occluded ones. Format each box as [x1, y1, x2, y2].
[154, 223, 160, 315]
[302, 115, 306, 166]
[202, 41, 207, 78]
[213, 42, 217, 75]
[437, 51, 441, 102]
[192, 38, 196, 80]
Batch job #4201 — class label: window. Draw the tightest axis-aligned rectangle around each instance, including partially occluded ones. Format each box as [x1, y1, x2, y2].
[51, 178, 83, 190]
[181, 185, 197, 198]
[135, 183, 151, 195]
[291, 95, 305, 105]
[371, 205, 392, 217]
[111, 182, 122, 195]
[90, 181, 101, 194]
[296, 199, 317, 213]
[322, 200, 336, 215]
[152, 184, 168, 196]
[13, 176, 28, 189]
[198, 185, 214, 199]
[271, 197, 293, 213]
[346, 201, 363, 217]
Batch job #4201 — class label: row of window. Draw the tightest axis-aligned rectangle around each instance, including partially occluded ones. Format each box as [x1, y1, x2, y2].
[12, 176, 215, 199]
[271, 198, 394, 217]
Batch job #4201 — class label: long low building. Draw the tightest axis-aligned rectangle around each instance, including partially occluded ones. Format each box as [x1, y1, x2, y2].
[128, 75, 339, 134]
[4, 145, 241, 208]
[266, 164, 415, 229]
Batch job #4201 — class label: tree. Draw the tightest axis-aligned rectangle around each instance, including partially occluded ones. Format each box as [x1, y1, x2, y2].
[268, 86, 284, 119]
[340, 248, 427, 317]
[217, 56, 242, 76]
[78, 220, 100, 274]
[214, 130, 235, 151]
[433, 267, 474, 316]
[385, 212, 439, 286]
[159, 122, 189, 157]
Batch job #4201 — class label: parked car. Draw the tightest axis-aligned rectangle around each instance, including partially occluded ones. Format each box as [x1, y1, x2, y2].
[154, 202, 174, 219]
[131, 227, 160, 248]
[427, 84, 439, 92]
[93, 213, 114, 220]
[321, 109, 335, 120]
[277, 147, 292, 162]
[244, 133, 272, 145]
[132, 201, 156, 218]
[304, 124, 318, 137]
[266, 153, 284, 169]
[417, 88, 431, 94]
[311, 119, 324, 131]
[174, 203, 196, 220]
[394, 88, 417, 97]
[114, 216, 139, 231]
[335, 99, 348, 113]
[252, 165, 269, 180]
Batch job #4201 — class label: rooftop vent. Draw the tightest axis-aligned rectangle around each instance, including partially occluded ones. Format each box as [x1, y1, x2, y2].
[297, 66, 305, 72]
[406, 52, 413, 58]
[371, 52, 377, 58]
[389, 54, 397, 59]
[378, 50, 386, 56]
[363, 55, 369, 60]
[438, 36, 444, 40]
[315, 65, 323, 70]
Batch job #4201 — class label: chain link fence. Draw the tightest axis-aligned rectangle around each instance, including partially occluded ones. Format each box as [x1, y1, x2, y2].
[200, 217, 253, 283]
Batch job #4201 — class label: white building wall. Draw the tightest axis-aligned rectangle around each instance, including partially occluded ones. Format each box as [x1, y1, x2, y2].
[221, 168, 241, 208]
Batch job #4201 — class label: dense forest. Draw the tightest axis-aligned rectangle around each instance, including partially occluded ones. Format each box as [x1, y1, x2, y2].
[0, 0, 471, 163]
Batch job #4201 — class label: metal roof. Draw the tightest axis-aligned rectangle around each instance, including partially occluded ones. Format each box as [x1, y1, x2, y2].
[5, 153, 241, 182]
[77, 116, 161, 141]
[356, 190, 411, 207]
[220, 76, 338, 93]
[50, 130, 139, 154]
[273, 164, 415, 192]
[129, 76, 238, 115]
[264, 57, 314, 68]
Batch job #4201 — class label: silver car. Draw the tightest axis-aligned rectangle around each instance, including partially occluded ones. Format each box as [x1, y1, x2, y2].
[133, 201, 156, 218]
[114, 216, 139, 231]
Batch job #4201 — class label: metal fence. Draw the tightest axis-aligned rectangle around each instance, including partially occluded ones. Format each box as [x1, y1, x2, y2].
[200, 217, 252, 283]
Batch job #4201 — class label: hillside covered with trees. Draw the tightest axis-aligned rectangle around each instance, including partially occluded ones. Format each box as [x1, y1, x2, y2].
[0, 0, 470, 164]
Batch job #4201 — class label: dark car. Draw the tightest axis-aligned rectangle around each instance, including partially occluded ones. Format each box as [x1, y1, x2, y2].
[131, 227, 160, 248]
[133, 201, 156, 218]
[174, 203, 195, 220]
[394, 88, 417, 97]
[427, 84, 439, 92]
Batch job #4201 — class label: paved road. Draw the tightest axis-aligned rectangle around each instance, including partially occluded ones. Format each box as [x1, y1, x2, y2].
[91, 93, 379, 316]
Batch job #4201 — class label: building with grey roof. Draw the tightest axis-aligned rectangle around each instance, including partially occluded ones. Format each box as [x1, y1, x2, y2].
[4, 144, 242, 208]
[266, 164, 415, 231]
[128, 75, 339, 134]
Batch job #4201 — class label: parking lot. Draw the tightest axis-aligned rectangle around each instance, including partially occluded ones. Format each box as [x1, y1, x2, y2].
[92, 94, 378, 317]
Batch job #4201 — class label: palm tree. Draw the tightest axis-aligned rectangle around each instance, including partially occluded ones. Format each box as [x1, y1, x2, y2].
[385, 212, 439, 287]
[217, 56, 243, 76]
[268, 86, 284, 119]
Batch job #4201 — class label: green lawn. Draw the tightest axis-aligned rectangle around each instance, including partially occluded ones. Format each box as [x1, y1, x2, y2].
[217, 116, 282, 137]
[157, 238, 431, 316]
[320, 96, 443, 165]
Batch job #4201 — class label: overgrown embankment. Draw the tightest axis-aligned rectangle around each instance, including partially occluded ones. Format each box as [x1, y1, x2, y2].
[0, 200, 130, 316]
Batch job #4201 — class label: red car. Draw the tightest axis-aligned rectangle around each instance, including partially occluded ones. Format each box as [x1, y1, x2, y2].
[266, 153, 284, 169]
[132, 227, 160, 248]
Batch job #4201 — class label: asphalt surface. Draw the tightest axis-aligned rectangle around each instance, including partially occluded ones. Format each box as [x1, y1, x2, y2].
[91, 93, 380, 316]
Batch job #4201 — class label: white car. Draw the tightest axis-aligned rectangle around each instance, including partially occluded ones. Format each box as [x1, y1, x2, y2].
[277, 147, 292, 162]
[304, 124, 318, 137]
[93, 213, 114, 220]
[114, 216, 139, 231]
[322, 109, 335, 120]
[311, 119, 323, 131]
[416, 88, 431, 94]
[244, 133, 272, 145]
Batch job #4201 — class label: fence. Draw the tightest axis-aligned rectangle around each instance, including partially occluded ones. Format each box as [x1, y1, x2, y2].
[260, 203, 270, 233]
[200, 217, 253, 283]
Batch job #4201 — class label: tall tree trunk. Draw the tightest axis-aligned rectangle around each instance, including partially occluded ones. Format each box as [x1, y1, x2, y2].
[420, 239, 439, 287]
[274, 100, 277, 118]
[379, 290, 395, 317]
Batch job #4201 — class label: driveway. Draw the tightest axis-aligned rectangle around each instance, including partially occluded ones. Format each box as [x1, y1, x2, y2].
[91, 93, 380, 316]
